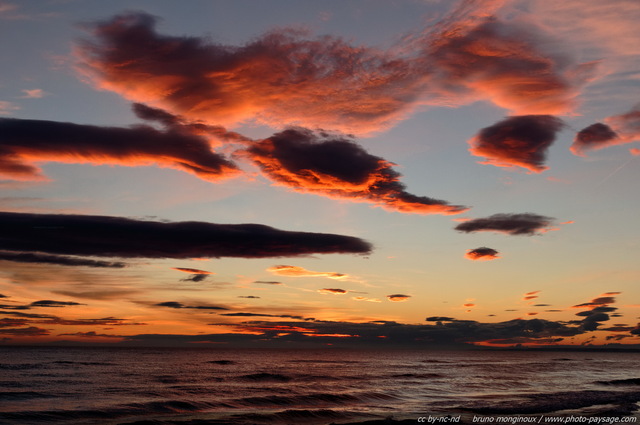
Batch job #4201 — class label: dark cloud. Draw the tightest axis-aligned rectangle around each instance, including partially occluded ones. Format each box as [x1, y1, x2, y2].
[571, 106, 640, 155]
[238, 296, 260, 299]
[123, 317, 589, 348]
[468, 115, 565, 173]
[154, 301, 228, 311]
[571, 123, 619, 156]
[465, 247, 499, 261]
[57, 331, 122, 338]
[0, 117, 239, 182]
[0, 250, 126, 268]
[0, 318, 28, 328]
[0, 211, 372, 259]
[425, 316, 456, 322]
[243, 128, 468, 215]
[387, 294, 411, 302]
[219, 313, 307, 320]
[0, 326, 50, 336]
[318, 288, 348, 295]
[454, 213, 554, 236]
[29, 300, 85, 308]
[253, 281, 283, 285]
[180, 274, 209, 283]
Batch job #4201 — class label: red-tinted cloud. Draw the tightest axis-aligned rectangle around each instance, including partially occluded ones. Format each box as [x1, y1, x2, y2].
[77, 10, 590, 136]
[425, 14, 593, 115]
[0, 117, 239, 182]
[465, 247, 499, 261]
[454, 213, 554, 236]
[468, 115, 565, 172]
[267, 265, 347, 280]
[244, 128, 468, 215]
[571, 106, 640, 155]
[0, 211, 373, 259]
[77, 12, 429, 135]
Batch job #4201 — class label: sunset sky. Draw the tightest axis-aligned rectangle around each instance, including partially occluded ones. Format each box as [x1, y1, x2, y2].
[1, 0, 639, 348]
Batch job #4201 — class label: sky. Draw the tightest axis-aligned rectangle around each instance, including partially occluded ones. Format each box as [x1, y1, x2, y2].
[0, 0, 639, 348]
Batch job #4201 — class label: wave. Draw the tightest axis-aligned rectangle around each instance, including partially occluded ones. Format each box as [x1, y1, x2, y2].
[596, 378, 640, 386]
[0, 391, 55, 400]
[237, 373, 292, 382]
[206, 360, 236, 365]
[0, 363, 48, 370]
[462, 390, 640, 415]
[0, 399, 219, 423]
[51, 361, 115, 366]
[234, 391, 397, 408]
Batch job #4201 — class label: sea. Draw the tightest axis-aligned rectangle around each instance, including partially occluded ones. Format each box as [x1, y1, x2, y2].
[1, 347, 639, 425]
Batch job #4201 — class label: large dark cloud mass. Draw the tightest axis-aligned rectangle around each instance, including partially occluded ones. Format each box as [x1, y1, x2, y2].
[244, 128, 468, 215]
[0, 117, 238, 182]
[468, 115, 565, 172]
[0, 211, 373, 260]
[76, 10, 590, 135]
[454, 213, 554, 236]
[122, 317, 595, 348]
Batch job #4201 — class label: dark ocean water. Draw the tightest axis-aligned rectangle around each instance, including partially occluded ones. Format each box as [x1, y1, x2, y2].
[0, 347, 639, 425]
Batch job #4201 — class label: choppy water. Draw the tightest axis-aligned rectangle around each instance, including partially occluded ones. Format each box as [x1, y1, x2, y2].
[0, 347, 639, 424]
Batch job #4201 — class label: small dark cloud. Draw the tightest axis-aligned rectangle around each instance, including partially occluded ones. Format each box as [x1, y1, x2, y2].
[571, 106, 640, 155]
[0, 211, 372, 259]
[154, 301, 228, 311]
[0, 250, 126, 268]
[387, 294, 411, 302]
[238, 296, 260, 299]
[0, 294, 7, 298]
[243, 128, 468, 215]
[468, 115, 565, 172]
[253, 281, 283, 285]
[425, 316, 456, 322]
[534, 304, 551, 307]
[465, 247, 499, 261]
[571, 123, 619, 156]
[318, 288, 348, 295]
[180, 274, 209, 283]
[30, 300, 85, 308]
[454, 213, 555, 236]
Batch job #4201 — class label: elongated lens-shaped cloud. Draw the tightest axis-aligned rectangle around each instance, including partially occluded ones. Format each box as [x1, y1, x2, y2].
[454, 213, 554, 236]
[0, 211, 373, 259]
[0, 117, 239, 181]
